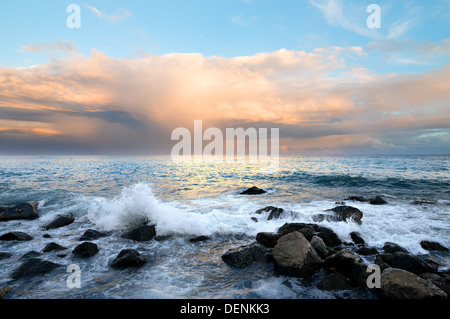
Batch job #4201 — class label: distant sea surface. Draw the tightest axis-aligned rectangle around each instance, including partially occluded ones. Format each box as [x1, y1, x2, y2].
[0, 155, 449, 299]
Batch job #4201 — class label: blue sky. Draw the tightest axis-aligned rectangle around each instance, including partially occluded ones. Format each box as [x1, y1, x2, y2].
[0, 1, 449, 155]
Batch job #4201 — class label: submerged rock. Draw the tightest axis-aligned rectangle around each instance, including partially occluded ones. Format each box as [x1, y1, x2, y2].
[411, 199, 437, 205]
[273, 231, 323, 278]
[255, 206, 285, 220]
[278, 223, 342, 247]
[313, 206, 363, 224]
[369, 196, 388, 205]
[42, 214, 74, 230]
[345, 196, 369, 202]
[0, 252, 13, 260]
[0, 231, 33, 241]
[43, 242, 67, 253]
[111, 249, 147, 269]
[222, 242, 271, 268]
[240, 186, 266, 195]
[189, 235, 210, 242]
[79, 229, 107, 241]
[0, 202, 39, 222]
[10, 257, 61, 280]
[122, 225, 156, 242]
[72, 242, 99, 258]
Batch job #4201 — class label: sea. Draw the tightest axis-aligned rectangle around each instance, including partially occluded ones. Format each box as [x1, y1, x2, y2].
[0, 155, 449, 299]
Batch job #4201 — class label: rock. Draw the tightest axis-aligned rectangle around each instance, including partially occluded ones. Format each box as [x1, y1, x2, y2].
[154, 235, 172, 241]
[72, 242, 99, 258]
[420, 240, 449, 252]
[278, 223, 342, 247]
[222, 242, 271, 268]
[256, 232, 282, 248]
[411, 199, 437, 205]
[381, 268, 447, 299]
[349, 232, 365, 245]
[383, 242, 409, 254]
[42, 213, 74, 230]
[0, 202, 39, 222]
[0, 231, 33, 241]
[356, 247, 379, 256]
[317, 272, 353, 291]
[189, 235, 210, 242]
[0, 286, 12, 299]
[240, 186, 266, 195]
[375, 253, 393, 271]
[390, 252, 439, 275]
[345, 196, 369, 202]
[255, 206, 285, 220]
[251, 217, 258, 222]
[10, 257, 61, 279]
[324, 249, 368, 286]
[369, 196, 388, 205]
[19, 251, 42, 260]
[79, 229, 107, 241]
[111, 249, 147, 268]
[313, 206, 363, 224]
[419, 273, 449, 294]
[272, 231, 323, 278]
[43, 242, 67, 253]
[122, 225, 156, 242]
[43, 234, 52, 238]
[310, 235, 330, 259]
[0, 252, 13, 260]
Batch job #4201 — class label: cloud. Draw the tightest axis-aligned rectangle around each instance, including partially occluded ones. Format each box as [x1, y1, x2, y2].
[83, 4, 132, 22]
[0, 48, 449, 154]
[19, 41, 77, 55]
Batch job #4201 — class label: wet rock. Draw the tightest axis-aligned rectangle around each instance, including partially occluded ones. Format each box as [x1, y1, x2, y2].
[349, 232, 365, 245]
[0, 286, 12, 299]
[324, 249, 368, 286]
[72, 242, 99, 258]
[0, 202, 39, 222]
[0, 252, 12, 260]
[345, 196, 369, 202]
[381, 268, 447, 299]
[273, 231, 323, 278]
[240, 186, 266, 195]
[154, 235, 172, 241]
[419, 273, 449, 294]
[42, 214, 74, 230]
[10, 257, 62, 280]
[310, 235, 330, 259]
[390, 252, 439, 275]
[43, 234, 52, 238]
[255, 206, 285, 220]
[251, 217, 258, 222]
[383, 242, 409, 254]
[43, 242, 67, 253]
[411, 199, 437, 205]
[111, 249, 147, 268]
[317, 271, 353, 291]
[189, 235, 210, 242]
[222, 242, 271, 268]
[420, 240, 449, 252]
[356, 247, 379, 256]
[256, 232, 282, 248]
[313, 206, 363, 225]
[79, 229, 107, 241]
[122, 225, 156, 242]
[369, 196, 388, 205]
[19, 251, 42, 260]
[0, 231, 33, 241]
[278, 223, 342, 247]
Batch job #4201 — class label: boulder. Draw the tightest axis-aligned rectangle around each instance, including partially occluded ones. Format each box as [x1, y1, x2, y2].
[369, 196, 388, 205]
[420, 240, 449, 252]
[0, 231, 33, 241]
[313, 206, 363, 224]
[72, 242, 99, 258]
[345, 196, 369, 202]
[10, 257, 61, 279]
[222, 242, 271, 268]
[122, 225, 156, 242]
[272, 231, 323, 278]
[42, 214, 74, 230]
[111, 249, 147, 268]
[349, 232, 365, 245]
[324, 249, 369, 286]
[255, 206, 285, 220]
[383, 242, 409, 254]
[389, 252, 439, 275]
[278, 223, 342, 247]
[240, 186, 266, 195]
[375, 253, 393, 271]
[189, 235, 210, 242]
[310, 235, 330, 259]
[43, 242, 67, 253]
[380, 268, 447, 299]
[79, 229, 107, 241]
[256, 232, 282, 248]
[356, 247, 379, 256]
[0, 202, 39, 222]
[317, 271, 353, 291]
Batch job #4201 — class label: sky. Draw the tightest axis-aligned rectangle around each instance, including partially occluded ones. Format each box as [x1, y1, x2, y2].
[0, 0, 449, 155]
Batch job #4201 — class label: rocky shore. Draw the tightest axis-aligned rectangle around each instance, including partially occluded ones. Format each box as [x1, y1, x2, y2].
[0, 188, 449, 299]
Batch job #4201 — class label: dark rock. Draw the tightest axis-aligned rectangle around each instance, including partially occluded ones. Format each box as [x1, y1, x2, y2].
[79, 229, 107, 241]
[411, 199, 437, 205]
[369, 196, 388, 205]
[317, 271, 353, 291]
[273, 231, 323, 278]
[251, 217, 258, 222]
[0, 252, 13, 260]
[222, 242, 271, 268]
[383, 242, 409, 254]
[313, 206, 363, 224]
[419, 273, 449, 294]
[111, 249, 147, 268]
[255, 206, 285, 220]
[278, 223, 342, 247]
[19, 251, 42, 260]
[72, 242, 99, 258]
[390, 252, 439, 275]
[0, 202, 39, 222]
[0, 231, 33, 241]
[420, 240, 449, 252]
[154, 235, 172, 241]
[325, 249, 369, 286]
[310, 235, 330, 259]
[345, 196, 369, 202]
[240, 186, 266, 195]
[42, 214, 74, 230]
[43, 234, 52, 238]
[381, 268, 447, 299]
[122, 225, 156, 242]
[356, 247, 379, 256]
[189, 235, 210, 242]
[10, 257, 61, 279]
[256, 232, 282, 248]
[43, 242, 67, 253]
[349, 232, 365, 245]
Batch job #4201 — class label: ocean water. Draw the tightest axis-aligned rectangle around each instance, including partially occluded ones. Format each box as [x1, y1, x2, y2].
[0, 155, 449, 299]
